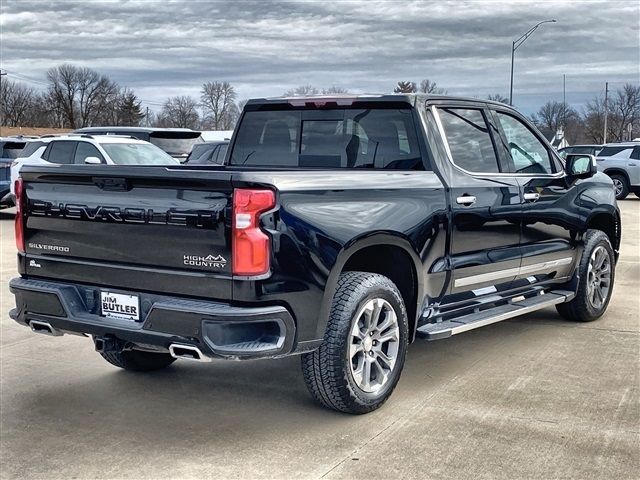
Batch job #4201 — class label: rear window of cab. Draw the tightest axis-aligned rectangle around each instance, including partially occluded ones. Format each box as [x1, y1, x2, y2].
[230, 108, 424, 170]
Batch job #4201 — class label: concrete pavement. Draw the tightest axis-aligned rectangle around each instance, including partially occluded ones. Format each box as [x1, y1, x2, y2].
[0, 200, 638, 479]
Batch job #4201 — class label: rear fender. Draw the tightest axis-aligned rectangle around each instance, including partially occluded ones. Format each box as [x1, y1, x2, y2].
[314, 232, 423, 340]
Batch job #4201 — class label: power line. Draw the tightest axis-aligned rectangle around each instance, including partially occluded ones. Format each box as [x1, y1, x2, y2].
[139, 99, 164, 106]
[2, 69, 48, 86]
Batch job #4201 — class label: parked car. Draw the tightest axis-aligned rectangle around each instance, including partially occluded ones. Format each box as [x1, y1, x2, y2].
[595, 142, 640, 199]
[0, 137, 27, 207]
[558, 144, 602, 159]
[8, 137, 57, 201]
[10, 135, 177, 200]
[184, 140, 229, 164]
[9, 94, 620, 414]
[73, 127, 203, 162]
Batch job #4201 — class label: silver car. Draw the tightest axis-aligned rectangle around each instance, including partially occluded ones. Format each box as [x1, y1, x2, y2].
[596, 142, 640, 200]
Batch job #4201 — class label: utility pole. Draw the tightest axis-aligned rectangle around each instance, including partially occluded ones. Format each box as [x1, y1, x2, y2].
[562, 74, 566, 128]
[0, 70, 7, 129]
[603, 82, 609, 144]
[146, 106, 149, 127]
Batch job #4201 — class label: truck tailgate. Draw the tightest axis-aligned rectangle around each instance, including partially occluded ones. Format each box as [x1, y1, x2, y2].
[20, 166, 234, 299]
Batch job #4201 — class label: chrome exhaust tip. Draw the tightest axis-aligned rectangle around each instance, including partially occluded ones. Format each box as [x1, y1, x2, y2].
[168, 344, 211, 362]
[29, 320, 63, 337]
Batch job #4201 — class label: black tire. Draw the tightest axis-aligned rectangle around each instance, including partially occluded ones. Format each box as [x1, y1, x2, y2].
[556, 230, 615, 322]
[610, 174, 629, 200]
[301, 272, 409, 414]
[100, 349, 176, 372]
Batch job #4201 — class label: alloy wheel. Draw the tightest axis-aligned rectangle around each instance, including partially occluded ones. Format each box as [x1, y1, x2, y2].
[612, 178, 624, 197]
[349, 298, 400, 394]
[587, 245, 611, 310]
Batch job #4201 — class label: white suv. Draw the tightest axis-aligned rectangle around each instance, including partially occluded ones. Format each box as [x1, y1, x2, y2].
[596, 142, 640, 200]
[10, 135, 178, 196]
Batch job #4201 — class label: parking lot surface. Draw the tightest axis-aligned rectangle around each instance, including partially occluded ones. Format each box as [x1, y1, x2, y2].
[1, 200, 638, 479]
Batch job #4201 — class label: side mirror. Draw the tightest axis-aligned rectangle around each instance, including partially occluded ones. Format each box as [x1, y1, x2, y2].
[84, 156, 102, 165]
[565, 154, 596, 179]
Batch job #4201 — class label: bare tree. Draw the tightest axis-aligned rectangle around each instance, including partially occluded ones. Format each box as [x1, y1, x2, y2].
[583, 97, 606, 143]
[156, 95, 200, 128]
[0, 79, 35, 126]
[322, 86, 350, 94]
[283, 85, 319, 96]
[236, 99, 248, 115]
[531, 101, 579, 133]
[46, 64, 119, 128]
[393, 81, 416, 94]
[487, 93, 509, 104]
[419, 79, 446, 94]
[610, 83, 640, 141]
[201, 81, 238, 130]
[530, 101, 584, 144]
[583, 84, 640, 143]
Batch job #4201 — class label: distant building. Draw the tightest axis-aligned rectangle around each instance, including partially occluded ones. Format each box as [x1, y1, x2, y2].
[542, 127, 570, 150]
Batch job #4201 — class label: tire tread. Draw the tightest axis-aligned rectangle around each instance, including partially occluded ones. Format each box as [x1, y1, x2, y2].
[301, 271, 408, 414]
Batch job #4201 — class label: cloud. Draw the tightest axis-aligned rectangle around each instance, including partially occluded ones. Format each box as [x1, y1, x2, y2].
[1, 0, 638, 113]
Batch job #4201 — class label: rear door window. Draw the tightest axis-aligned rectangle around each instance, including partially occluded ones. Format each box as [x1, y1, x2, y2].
[19, 141, 45, 158]
[597, 146, 632, 158]
[46, 141, 77, 164]
[74, 142, 105, 164]
[230, 109, 422, 169]
[437, 108, 501, 173]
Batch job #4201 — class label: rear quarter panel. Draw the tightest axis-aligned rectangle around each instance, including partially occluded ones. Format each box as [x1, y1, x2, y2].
[231, 170, 448, 344]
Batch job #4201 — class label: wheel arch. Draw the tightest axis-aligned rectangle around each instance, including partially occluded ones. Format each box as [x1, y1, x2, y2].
[315, 233, 424, 342]
[586, 209, 621, 257]
[603, 168, 630, 185]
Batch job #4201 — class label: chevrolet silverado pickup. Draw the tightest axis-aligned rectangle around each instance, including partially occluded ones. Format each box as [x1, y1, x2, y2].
[9, 94, 620, 414]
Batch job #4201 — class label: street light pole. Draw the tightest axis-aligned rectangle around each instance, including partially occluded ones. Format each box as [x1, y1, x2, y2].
[509, 19, 557, 105]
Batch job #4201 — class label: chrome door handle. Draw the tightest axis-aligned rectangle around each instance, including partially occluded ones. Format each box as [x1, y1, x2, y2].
[456, 195, 477, 206]
[524, 192, 540, 202]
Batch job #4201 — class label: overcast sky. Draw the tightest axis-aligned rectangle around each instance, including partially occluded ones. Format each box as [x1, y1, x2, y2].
[1, 0, 638, 114]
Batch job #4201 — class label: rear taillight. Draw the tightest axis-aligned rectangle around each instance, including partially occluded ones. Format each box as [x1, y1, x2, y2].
[232, 188, 275, 276]
[14, 177, 25, 252]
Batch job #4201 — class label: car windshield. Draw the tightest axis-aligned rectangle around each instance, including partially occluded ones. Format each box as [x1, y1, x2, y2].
[101, 143, 178, 165]
[150, 133, 203, 156]
[230, 108, 422, 169]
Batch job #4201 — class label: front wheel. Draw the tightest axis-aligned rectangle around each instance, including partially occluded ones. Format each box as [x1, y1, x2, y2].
[557, 230, 615, 322]
[301, 272, 409, 414]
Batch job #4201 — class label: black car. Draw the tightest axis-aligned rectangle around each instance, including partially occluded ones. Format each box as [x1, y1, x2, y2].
[0, 137, 27, 207]
[10, 95, 619, 414]
[185, 140, 229, 164]
[73, 127, 203, 162]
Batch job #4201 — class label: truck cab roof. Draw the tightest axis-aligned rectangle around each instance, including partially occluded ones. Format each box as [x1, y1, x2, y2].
[244, 94, 506, 110]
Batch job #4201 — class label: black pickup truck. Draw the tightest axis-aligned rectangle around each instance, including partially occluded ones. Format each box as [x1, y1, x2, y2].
[9, 95, 620, 414]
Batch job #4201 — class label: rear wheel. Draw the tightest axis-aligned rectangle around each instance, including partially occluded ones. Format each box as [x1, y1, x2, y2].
[301, 272, 409, 414]
[100, 349, 176, 372]
[610, 174, 629, 200]
[557, 230, 615, 322]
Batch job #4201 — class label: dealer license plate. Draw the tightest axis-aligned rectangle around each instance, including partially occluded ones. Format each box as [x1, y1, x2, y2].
[100, 291, 140, 321]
